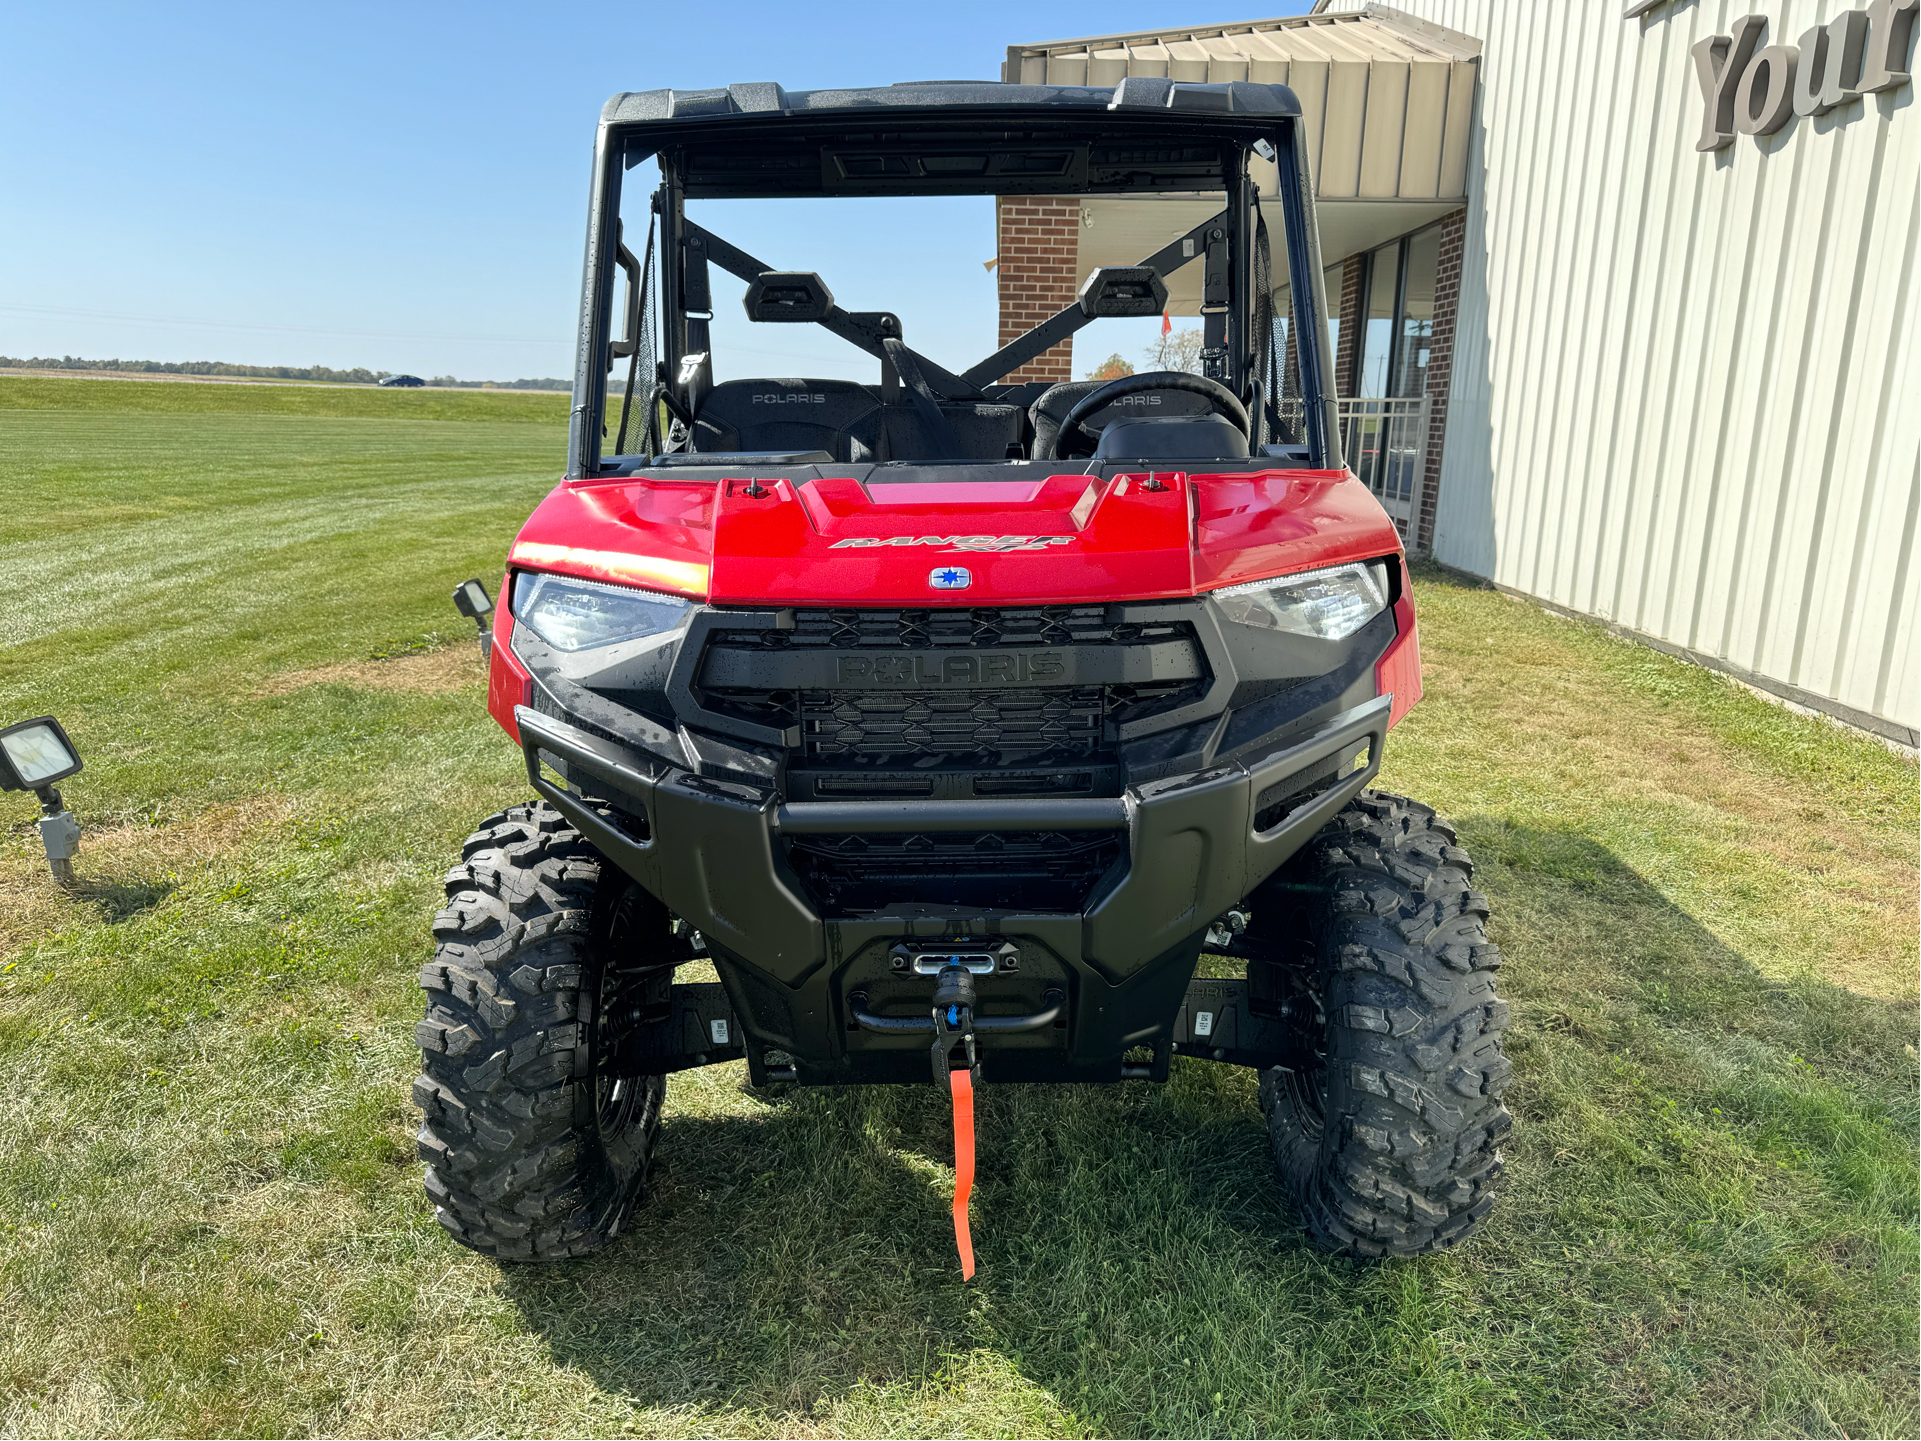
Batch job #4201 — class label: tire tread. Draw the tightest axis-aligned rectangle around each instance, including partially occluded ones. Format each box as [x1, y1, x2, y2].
[414, 801, 661, 1261]
[1259, 789, 1512, 1259]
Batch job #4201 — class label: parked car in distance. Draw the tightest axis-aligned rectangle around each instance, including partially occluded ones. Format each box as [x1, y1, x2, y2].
[379, 374, 425, 387]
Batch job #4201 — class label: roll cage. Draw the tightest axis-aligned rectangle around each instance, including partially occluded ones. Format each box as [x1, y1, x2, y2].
[568, 80, 1342, 477]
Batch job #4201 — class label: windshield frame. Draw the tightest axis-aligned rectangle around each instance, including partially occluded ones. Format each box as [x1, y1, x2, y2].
[568, 105, 1339, 478]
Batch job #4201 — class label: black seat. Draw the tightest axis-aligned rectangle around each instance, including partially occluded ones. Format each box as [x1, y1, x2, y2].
[856, 395, 1029, 463]
[877, 400, 1026, 462]
[693, 378, 1023, 463]
[1028, 381, 1105, 460]
[692, 379, 882, 462]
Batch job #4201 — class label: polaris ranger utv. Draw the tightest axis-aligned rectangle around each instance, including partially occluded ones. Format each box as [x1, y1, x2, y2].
[415, 77, 1512, 1271]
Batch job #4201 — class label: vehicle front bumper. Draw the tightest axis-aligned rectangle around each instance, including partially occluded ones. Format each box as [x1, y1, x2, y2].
[514, 691, 1387, 1084]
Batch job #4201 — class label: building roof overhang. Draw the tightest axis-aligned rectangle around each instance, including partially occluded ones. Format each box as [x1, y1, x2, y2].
[1005, 5, 1481, 203]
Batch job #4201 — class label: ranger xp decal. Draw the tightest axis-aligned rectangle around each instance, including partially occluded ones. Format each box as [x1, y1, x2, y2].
[829, 535, 1073, 551]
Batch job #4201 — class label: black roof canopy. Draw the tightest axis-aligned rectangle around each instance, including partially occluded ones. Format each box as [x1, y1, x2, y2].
[603, 80, 1303, 199]
[602, 78, 1301, 126]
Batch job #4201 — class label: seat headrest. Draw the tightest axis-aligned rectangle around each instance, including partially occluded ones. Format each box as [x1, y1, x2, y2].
[692, 378, 881, 461]
[696, 378, 879, 428]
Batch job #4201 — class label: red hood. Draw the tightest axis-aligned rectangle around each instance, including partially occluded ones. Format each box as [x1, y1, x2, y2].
[506, 468, 1400, 606]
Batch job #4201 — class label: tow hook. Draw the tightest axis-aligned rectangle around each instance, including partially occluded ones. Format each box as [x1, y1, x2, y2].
[930, 964, 980, 1280]
[842, 965, 1071, 1280]
[929, 963, 981, 1091]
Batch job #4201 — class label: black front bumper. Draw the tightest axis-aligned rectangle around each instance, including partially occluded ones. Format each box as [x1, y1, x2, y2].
[515, 691, 1387, 1084]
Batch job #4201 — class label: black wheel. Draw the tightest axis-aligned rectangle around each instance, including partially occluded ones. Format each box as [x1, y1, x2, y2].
[413, 801, 672, 1260]
[1252, 790, 1512, 1258]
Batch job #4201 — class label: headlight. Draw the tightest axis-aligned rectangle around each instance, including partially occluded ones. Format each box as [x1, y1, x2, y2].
[1212, 560, 1391, 640]
[512, 572, 691, 651]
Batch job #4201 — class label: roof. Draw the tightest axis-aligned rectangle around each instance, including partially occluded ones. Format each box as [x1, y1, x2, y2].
[1003, 5, 1481, 201]
[600, 79, 1301, 129]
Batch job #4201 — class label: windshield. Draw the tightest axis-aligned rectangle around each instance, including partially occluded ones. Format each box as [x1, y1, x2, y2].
[577, 113, 1331, 477]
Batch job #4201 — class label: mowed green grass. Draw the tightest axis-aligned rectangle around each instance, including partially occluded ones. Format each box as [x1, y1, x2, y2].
[0, 375, 1914, 1439]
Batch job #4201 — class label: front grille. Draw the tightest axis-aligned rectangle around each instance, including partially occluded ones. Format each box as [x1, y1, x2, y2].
[775, 606, 1170, 650]
[796, 683, 1187, 764]
[785, 830, 1124, 915]
[703, 680, 1193, 763]
[697, 605, 1205, 766]
[692, 604, 1203, 909]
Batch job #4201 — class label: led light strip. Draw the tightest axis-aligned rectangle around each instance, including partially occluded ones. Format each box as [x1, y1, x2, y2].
[509, 541, 709, 598]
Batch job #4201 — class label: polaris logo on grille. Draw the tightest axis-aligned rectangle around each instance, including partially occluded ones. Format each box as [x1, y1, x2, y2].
[836, 652, 1068, 685]
[830, 535, 1073, 551]
[929, 566, 971, 590]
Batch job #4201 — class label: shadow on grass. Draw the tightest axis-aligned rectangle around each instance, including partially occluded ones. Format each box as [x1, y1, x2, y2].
[496, 1074, 1331, 1431]
[78, 874, 177, 924]
[1461, 817, 1914, 1082]
[489, 824, 1917, 1438]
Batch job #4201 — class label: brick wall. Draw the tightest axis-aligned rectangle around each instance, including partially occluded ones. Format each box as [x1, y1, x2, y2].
[994, 197, 1082, 384]
[1416, 209, 1467, 554]
[1333, 254, 1366, 398]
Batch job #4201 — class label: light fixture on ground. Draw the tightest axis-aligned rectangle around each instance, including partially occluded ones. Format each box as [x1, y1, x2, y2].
[0, 716, 85, 887]
[451, 579, 495, 659]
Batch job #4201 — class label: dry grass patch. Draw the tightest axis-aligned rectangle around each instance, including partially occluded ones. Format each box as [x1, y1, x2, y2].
[257, 645, 484, 698]
[0, 796, 294, 962]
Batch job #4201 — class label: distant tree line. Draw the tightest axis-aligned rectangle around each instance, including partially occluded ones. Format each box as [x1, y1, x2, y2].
[424, 374, 571, 391]
[0, 355, 568, 390]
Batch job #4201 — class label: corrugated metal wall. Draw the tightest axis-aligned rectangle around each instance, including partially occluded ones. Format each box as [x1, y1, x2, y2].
[1361, 0, 1918, 739]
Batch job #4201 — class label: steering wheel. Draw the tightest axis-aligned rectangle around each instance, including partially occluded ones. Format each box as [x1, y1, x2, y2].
[1055, 371, 1249, 460]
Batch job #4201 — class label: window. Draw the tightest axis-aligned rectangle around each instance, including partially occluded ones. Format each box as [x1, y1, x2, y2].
[1358, 242, 1399, 398]
[1394, 227, 1441, 399]
[1344, 225, 1443, 400]
[1333, 223, 1446, 515]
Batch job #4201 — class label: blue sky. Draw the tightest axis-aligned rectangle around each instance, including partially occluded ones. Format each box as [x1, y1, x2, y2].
[0, 1, 1312, 382]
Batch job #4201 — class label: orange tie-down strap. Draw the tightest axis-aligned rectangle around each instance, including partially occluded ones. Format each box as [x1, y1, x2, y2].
[950, 1068, 976, 1280]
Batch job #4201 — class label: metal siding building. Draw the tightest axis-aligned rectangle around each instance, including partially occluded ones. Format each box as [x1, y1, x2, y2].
[1352, 0, 1918, 742]
[1006, 3, 1917, 743]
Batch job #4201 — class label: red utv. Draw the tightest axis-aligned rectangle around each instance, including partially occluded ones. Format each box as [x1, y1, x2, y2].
[414, 77, 1512, 1272]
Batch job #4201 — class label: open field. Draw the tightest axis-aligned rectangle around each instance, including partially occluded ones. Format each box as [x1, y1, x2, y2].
[0, 375, 1915, 1438]
[0, 370, 569, 394]
[0, 373, 567, 424]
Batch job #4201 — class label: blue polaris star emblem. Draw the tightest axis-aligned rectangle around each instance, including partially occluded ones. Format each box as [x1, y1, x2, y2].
[928, 565, 972, 590]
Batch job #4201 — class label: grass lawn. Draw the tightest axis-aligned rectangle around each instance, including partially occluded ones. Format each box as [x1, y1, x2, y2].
[0, 375, 1914, 1439]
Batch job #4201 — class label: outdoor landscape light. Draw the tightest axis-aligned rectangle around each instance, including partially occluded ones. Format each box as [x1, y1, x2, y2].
[1212, 561, 1392, 640]
[451, 578, 495, 658]
[0, 715, 84, 887]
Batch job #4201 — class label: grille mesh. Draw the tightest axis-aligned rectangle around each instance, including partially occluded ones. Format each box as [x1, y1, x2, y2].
[785, 830, 1124, 915]
[798, 685, 1178, 763]
[699, 607, 1202, 763]
[720, 605, 1188, 650]
[690, 605, 1207, 913]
